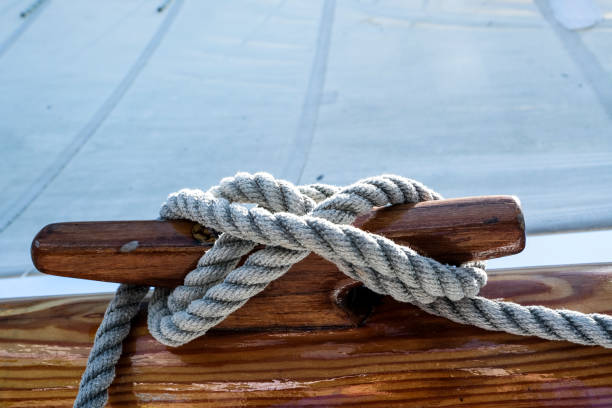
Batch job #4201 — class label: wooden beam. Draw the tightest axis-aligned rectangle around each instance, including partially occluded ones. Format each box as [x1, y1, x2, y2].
[1, 264, 611, 407]
[31, 195, 525, 287]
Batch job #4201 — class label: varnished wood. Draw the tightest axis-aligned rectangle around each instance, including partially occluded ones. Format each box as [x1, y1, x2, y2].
[1, 264, 612, 407]
[31, 195, 525, 287]
[27, 195, 526, 329]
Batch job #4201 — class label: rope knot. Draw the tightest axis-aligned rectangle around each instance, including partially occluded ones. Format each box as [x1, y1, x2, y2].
[149, 172, 487, 346]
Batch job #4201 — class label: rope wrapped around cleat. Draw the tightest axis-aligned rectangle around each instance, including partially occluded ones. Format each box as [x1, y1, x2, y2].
[74, 172, 612, 408]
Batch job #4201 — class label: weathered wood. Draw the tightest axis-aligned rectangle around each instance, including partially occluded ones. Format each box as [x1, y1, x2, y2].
[1, 264, 612, 407]
[31, 195, 525, 287]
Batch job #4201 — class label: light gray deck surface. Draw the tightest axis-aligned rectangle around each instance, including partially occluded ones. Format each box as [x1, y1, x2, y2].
[1, 0, 611, 295]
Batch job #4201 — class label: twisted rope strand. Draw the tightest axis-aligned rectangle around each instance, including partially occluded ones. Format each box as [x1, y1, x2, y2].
[74, 285, 148, 408]
[75, 172, 612, 407]
[418, 296, 612, 347]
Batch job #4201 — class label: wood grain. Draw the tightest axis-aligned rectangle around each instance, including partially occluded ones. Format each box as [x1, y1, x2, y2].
[31, 195, 525, 287]
[2, 263, 612, 407]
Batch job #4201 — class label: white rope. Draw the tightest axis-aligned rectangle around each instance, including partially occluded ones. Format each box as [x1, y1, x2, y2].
[74, 172, 612, 408]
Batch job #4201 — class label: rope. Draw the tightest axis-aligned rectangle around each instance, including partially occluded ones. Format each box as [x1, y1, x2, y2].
[74, 172, 612, 407]
[73, 285, 148, 408]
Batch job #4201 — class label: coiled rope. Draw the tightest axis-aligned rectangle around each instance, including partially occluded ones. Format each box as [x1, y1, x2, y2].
[74, 172, 612, 407]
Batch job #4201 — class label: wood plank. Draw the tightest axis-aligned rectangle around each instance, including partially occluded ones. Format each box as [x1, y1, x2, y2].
[1, 264, 612, 407]
[31, 195, 525, 287]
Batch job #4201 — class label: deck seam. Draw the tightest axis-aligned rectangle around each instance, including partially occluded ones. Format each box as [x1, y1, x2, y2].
[0, 0, 50, 59]
[282, 0, 336, 184]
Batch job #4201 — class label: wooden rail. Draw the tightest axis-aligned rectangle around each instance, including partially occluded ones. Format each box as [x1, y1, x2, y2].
[2, 264, 612, 407]
[31, 195, 525, 287]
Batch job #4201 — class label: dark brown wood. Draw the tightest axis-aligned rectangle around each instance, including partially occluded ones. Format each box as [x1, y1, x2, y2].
[31, 195, 525, 287]
[2, 263, 612, 407]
